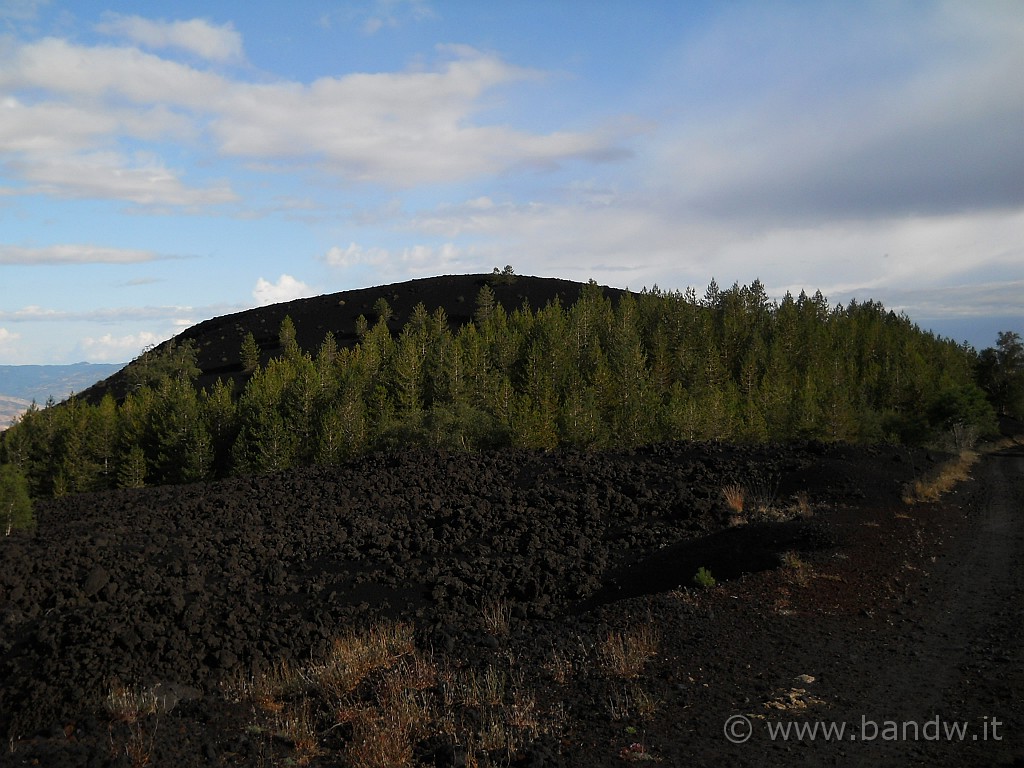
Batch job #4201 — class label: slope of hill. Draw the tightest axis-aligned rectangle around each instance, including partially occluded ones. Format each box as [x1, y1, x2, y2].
[79, 273, 622, 403]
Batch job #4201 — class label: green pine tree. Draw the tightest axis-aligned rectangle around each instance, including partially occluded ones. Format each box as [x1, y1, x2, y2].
[241, 331, 261, 372]
[0, 463, 33, 533]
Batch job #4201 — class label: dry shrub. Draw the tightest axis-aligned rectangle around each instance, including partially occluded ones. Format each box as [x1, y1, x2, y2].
[222, 621, 558, 768]
[458, 665, 508, 708]
[721, 484, 746, 515]
[395, 649, 438, 691]
[902, 451, 979, 504]
[274, 697, 322, 765]
[598, 625, 660, 679]
[223, 659, 304, 713]
[105, 681, 175, 768]
[481, 598, 512, 636]
[607, 683, 662, 722]
[504, 686, 539, 733]
[477, 710, 516, 753]
[346, 711, 415, 768]
[543, 646, 575, 684]
[339, 638, 436, 767]
[308, 622, 415, 696]
[105, 682, 162, 724]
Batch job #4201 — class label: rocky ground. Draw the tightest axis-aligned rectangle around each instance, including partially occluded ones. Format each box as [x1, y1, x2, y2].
[1, 439, 1022, 767]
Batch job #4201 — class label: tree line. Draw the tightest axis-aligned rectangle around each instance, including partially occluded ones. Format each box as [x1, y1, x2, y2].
[0, 279, 1009, 500]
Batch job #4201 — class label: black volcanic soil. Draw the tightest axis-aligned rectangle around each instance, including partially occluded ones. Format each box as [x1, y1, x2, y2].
[2, 440, 1023, 767]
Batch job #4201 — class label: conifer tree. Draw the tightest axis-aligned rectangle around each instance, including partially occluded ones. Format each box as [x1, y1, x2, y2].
[241, 332, 261, 372]
[233, 357, 300, 474]
[475, 284, 497, 325]
[126, 339, 200, 391]
[203, 378, 238, 476]
[149, 377, 213, 483]
[279, 315, 300, 360]
[316, 395, 367, 464]
[316, 332, 339, 379]
[117, 446, 147, 489]
[373, 297, 393, 324]
[977, 331, 1024, 419]
[89, 393, 119, 489]
[0, 463, 33, 533]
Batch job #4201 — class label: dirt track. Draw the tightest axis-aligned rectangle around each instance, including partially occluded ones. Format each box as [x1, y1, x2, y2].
[1, 441, 1021, 766]
[678, 445, 1024, 768]
[821, 447, 1024, 767]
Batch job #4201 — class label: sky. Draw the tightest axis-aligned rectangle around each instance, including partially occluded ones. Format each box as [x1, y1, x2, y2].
[0, 0, 1021, 365]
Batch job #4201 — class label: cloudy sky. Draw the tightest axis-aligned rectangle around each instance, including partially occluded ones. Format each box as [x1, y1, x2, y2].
[0, 0, 1021, 364]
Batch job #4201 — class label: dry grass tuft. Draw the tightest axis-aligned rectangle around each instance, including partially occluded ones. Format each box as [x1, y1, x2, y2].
[345, 710, 415, 768]
[722, 484, 746, 515]
[307, 622, 415, 697]
[481, 598, 512, 636]
[105, 682, 162, 724]
[222, 658, 305, 713]
[724, 475, 793, 523]
[607, 683, 662, 722]
[542, 646, 575, 685]
[598, 625, 660, 679]
[791, 491, 813, 518]
[902, 450, 980, 504]
[274, 697, 322, 765]
[224, 620, 566, 767]
[105, 681, 176, 768]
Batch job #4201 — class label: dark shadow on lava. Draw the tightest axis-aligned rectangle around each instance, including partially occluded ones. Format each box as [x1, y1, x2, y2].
[576, 519, 836, 612]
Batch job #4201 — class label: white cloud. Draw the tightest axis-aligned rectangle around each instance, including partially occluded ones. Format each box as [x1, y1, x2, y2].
[211, 45, 618, 185]
[0, 304, 220, 324]
[0, 39, 235, 206]
[361, 0, 436, 35]
[0, 0, 47, 21]
[852, 281, 1024, 321]
[324, 241, 466, 279]
[96, 14, 244, 62]
[12, 150, 236, 206]
[0, 244, 162, 265]
[0, 327, 21, 351]
[0, 36, 626, 195]
[401, 192, 1024, 316]
[324, 242, 390, 269]
[252, 274, 313, 306]
[0, 37, 236, 205]
[80, 331, 163, 362]
[0, 36, 227, 106]
[317, 0, 435, 35]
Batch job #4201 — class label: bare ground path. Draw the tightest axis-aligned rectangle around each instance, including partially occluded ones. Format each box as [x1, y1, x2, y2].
[855, 446, 1024, 767]
[704, 446, 1024, 767]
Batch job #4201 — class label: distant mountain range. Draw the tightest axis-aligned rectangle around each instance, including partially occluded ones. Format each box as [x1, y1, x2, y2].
[0, 363, 124, 426]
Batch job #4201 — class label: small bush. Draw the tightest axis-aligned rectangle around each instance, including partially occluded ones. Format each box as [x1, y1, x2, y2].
[693, 567, 716, 589]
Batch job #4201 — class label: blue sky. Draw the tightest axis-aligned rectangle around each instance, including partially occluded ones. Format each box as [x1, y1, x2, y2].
[0, 0, 1021, 364]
